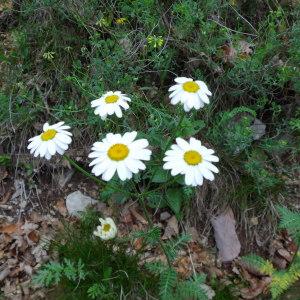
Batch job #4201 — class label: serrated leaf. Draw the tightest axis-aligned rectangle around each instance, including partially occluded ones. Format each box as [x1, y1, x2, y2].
[152, 168, 171, 183]
[166, 188, 184, 217]
[159, 268, 177, 300]
[147, 191, 167, 208]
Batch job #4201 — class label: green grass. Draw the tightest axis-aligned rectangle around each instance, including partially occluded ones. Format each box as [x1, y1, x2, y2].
[33, 211, 158, 299]
[1, 0, 300, 298]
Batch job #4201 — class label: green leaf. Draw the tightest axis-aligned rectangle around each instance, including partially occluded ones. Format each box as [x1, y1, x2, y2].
[177, 118, 205, 136]
[166, 188, 184, 217]
[147, 191, 167, 208]
[0, 155, 11, 166]
[164, 234, 191, 262]
[241, 254, 275, 276]
[159, 268, 177, 300]
[152, 168, 171, 183]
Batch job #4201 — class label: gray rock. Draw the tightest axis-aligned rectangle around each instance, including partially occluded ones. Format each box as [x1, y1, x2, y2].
[251, 118, 266, 140]
[66, 191, 97, 216]
[160, 211, 171, 221]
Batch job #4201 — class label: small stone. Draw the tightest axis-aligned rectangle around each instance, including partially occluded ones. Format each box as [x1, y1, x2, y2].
[251, 118, 266, 140]
[160, 211, 171, 221]
[66, 191, 97, 216]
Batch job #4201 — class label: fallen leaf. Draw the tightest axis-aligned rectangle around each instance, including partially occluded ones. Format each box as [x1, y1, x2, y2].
[221, 43, 237, 63]
[54, 199, 68, 216]
[277, 248, 293, 262]
[211, 208, 241, 262]
[0, 223, 22, 234]
[240, 276, 271, 299]
[162, 216, 179, 240]
[27, 230, 40, 244]
[129, 207, 148, 225]
[133, 237, 143, 250]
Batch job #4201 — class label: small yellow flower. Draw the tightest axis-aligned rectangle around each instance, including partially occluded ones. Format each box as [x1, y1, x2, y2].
[42, 51, 55, 60]
[115, 17, 127, 25]
[147, 35, 164, 49]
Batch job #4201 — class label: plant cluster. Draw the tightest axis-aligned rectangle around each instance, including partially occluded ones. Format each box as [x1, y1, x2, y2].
[241, 206, 300, 299]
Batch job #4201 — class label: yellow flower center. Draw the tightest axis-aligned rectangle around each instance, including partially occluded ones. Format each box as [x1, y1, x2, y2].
[105, 94, 119, 104]
[182, 81, 200, 93]
[184, 150, 202, 165]
[41, 129, 57, 141]
[103, 223, 111, 232]
[108, 143, 129, 161]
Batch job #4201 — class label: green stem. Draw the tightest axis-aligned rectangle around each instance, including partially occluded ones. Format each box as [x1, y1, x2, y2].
[146, 113, 185, 190]
[137, 194, 172, 267]
[63, 154, 104, 186]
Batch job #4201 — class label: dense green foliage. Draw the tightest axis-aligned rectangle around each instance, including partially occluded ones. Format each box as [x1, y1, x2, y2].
[1, 0, 299, 212]
[33, 211, 158, 299]
[33, 211, 211, 299]
[1, 0, 300, 298]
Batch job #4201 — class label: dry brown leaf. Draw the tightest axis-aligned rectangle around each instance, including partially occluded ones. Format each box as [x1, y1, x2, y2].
[240, 277, 271, 299]
[133, 237, 143, 250]
[27, 231, 40, 244]
[211, 208, 241, 262]
[162, 216, 178, 240]
[129, 207, 148, 225]
[54, 199, 68, 216]
[0, 223, 23, 235]
[221, 44, 237, 63]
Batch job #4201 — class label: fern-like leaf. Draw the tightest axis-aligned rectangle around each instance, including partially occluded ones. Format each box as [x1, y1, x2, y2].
[32, 262, 64, 287]
[270, 252, 300, 299]
[159, 268, 177, 300]
[241, 254, 275, 276]
[145, 261, 166, 274]
[164, 234, 191, 262]
[133, 226, 161, 246]
[276, 205, 300, 244]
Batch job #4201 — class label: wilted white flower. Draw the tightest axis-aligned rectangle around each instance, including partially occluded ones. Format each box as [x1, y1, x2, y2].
[93, 217, 117, 240]
[27, 121, 72, 160]
[168, 77, 212, 112]
[89, 131, 151, 181]
[91, 91, 131, 120]
[163, 137, 219, 186]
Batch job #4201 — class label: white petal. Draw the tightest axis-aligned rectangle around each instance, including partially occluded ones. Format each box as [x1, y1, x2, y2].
[176, 138, 190, 150]
[204, 154, 219, 162]
[202, 161, 219, 173]
[48, 140, 56, 155]
[198, 92, 210, 104]
[175, 77, 190, 83]
[115, 105, 123, 118]
[199, 165, 215, 181]
[102, 165, 117, 181]
[131, 139, 149, 149]
[39, 142, 48, 157]
[43, 123, 49, 131]
[117, 163, 131, 181]
[123, 131, 137, 143]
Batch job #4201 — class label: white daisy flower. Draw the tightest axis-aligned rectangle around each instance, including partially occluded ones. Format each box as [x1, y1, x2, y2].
[163, 137, 219, 187]
[168, 77, 212, 112]
[93, 217, 117, 240]
[27, 121, 72, 160]
[89, 131, 151, 181]
[91, 91, 131, 120]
